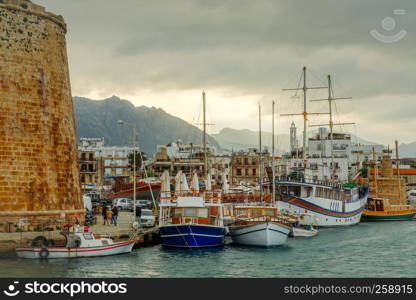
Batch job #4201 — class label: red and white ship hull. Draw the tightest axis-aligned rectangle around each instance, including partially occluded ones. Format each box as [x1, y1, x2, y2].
[16, 240, 135, 259]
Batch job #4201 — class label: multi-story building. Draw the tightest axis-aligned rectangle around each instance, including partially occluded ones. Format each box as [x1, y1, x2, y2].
[149, 140, 219, 180]
[78, 149, 101, 190]
[231, 148, 270, 185]
[78, 138, 135, 188]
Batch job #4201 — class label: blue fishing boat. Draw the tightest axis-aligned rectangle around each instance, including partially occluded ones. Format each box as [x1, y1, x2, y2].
[158, 170, 225, 248]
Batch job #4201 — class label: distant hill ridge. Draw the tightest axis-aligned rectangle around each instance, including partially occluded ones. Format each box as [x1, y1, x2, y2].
[73, 96, 219, 154]
[72, 96, 416, 157]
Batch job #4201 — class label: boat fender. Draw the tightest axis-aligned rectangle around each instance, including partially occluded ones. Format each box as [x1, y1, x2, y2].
[39, 248, 49, 259]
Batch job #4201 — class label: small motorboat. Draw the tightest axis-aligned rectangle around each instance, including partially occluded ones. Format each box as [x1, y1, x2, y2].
[291, 224, 318, 237]
[289, 213, 318, 238]
[16, 226, 136, 259]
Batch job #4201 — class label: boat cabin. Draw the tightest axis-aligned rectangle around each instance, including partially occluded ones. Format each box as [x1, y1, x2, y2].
[278, 181, 361, 202]
[161, 195, 223, 227]
[223, 204, 278, 219]
[60, 226, 114, 248]
[365, 198, 389, 212]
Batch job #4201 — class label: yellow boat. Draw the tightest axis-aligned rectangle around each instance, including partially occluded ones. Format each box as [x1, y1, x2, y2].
[362, 142, 416, 221]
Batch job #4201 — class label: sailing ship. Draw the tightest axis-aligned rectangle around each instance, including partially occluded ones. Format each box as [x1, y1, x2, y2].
[277, 67, 368, 227]
[362, 142, 416, 221]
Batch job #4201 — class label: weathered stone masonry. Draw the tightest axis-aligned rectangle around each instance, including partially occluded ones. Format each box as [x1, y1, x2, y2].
[0, 0, 84, 228]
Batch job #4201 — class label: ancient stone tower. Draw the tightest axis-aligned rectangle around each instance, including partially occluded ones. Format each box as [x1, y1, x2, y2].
[0, 0, 84, 229]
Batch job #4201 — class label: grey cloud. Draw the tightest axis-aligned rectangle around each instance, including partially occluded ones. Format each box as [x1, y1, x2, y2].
[34, 0, 416, 143]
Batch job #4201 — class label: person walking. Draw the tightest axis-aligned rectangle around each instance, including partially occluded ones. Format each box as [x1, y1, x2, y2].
[105, 206, 112, 226]
[135, 205, 142, 227]
[102, 204, 107, 225]
[112, 206, 119, 226]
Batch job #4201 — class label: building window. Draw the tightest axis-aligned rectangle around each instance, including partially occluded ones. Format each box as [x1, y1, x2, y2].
[253, 169, 256, 176]
[236, 169, 242, 176]
[104, 168, 112, 176]
[245, 169, 249, 176]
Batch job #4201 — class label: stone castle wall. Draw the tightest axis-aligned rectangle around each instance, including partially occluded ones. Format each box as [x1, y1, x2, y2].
[0, 0, 84, 229]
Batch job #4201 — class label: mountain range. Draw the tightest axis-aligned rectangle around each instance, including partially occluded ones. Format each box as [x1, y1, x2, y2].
[73, 96, 219, 154]
[72, 96, 416, 157]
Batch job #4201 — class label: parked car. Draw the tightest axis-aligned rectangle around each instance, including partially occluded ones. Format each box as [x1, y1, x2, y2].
[130, 200, 152, 211]
[140, 209, 156, 228]
[112, 198, 133, 211]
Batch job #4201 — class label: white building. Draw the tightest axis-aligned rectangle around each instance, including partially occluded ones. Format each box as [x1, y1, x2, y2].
[78, 138, 135, 178]
[154, 140, 218, 160]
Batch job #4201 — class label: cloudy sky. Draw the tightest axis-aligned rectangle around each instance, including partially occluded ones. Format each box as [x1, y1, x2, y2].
[37, 0, 416, 145]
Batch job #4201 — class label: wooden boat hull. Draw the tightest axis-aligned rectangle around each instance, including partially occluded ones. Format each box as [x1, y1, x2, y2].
[15, 240, 135, 259]
[361, 211, 416, 221]
[229, 222, 290, 247]
[159, 224, 225, 248]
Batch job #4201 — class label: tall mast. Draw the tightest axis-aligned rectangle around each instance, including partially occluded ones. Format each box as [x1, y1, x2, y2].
[372, 147, 378, 197]
[272, 101, 275, 156]
[259, 103, 262, 199]
[310, 74, 354, 181]
[282, 66, 327, 161]
[328, 75, 335, 178]
[302, 67, 307, 160]
[395, 140, 402, 204]
[272, 100, 276, 205]
[203, 91, 207, 180]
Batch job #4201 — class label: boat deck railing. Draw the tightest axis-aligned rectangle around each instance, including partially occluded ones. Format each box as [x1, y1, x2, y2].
[160, 191, 222, 205]
[277, 176, 348, 189]
[231, 215, 292, 227]
[222, 193, 273, 203]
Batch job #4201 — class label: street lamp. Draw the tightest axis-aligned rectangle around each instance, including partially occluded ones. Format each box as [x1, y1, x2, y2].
[117, 120, 137, 225]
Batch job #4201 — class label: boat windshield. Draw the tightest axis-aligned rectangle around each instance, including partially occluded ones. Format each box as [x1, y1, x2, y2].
[173, 208, 209, 218]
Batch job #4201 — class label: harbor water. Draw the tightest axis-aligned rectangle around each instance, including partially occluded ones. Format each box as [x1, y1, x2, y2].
[1, 221, 416, 278]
